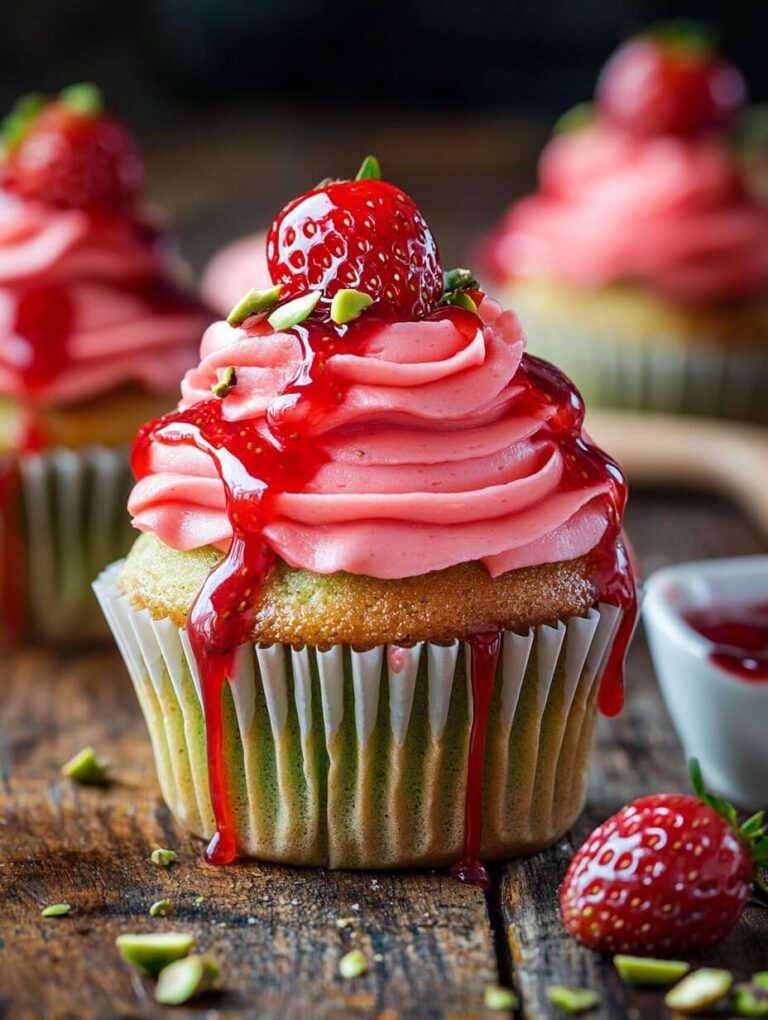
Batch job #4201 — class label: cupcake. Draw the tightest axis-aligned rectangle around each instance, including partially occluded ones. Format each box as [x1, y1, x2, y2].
[480, 25, 768, 424]
[201, 229, 271, 317]
[0, 84, 211, 641]
[95, 157, 636, 876]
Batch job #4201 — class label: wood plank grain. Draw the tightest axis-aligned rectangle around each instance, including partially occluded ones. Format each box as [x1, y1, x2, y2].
[500, 491, 768, 1019]
[0, 652, 501, 1020]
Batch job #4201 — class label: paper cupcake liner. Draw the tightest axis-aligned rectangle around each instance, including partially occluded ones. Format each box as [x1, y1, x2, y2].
[522, 319, 768, 425]
[1, 446, 135, 641]
[94, 561, 624, 869]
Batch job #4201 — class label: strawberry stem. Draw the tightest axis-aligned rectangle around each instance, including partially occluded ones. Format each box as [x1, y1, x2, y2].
[59, 83, 103, 118]
[648, 19, 717, 58]
[689, 758, 768, 871]
[355, 155, 381, 181]
[1, 93, 45, 153]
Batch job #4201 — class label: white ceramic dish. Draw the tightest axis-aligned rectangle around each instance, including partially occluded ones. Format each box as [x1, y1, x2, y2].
[643, 555, 768, 809]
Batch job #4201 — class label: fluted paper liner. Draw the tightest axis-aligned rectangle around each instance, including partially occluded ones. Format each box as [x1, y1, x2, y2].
[95, 561, 623, 868]
[525, 323, 768, 425]
[2, 446, 134, 640]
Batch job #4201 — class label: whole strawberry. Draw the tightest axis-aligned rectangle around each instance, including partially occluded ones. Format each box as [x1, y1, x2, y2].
[1, 83, 143, 214]
[266, 155, 443, 319]
[596, 23, 746, 137]
[560, 760, 767, 954]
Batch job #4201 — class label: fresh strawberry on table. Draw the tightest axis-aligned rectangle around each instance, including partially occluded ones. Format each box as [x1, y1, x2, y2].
[596, 22, 747, 137]
[560, 760, 768, 954]
[1, 83, 143, 213]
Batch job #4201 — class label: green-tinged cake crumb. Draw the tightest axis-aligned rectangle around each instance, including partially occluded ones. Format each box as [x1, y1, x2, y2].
[61, 747, 109, 784]
[41, 903, 71, 918]
[664, 969, 733, 1014]
[484, 984, 518, 1010]
[614, 955, 690, 986]
[115, 932, 194, 976]
[149, 899, 172, 917]
[150, 848, 178, 867]
[733, 983, 768, 1018]
[338, 949, 368, 979]
[155, 955, 220, 1005]
[546, 986, 598, 1014]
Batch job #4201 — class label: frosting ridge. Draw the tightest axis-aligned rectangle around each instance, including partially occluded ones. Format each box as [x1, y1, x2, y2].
[129, 298, 619, 579]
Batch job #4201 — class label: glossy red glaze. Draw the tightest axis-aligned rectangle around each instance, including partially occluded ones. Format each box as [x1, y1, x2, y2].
[683, 600, 768, 682]
[450, 629, 501, 890]
[0, 414, 46, 640]
[131, 305, 635, 870]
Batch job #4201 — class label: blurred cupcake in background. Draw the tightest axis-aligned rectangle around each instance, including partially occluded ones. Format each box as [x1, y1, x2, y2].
[201, 230, 271, 316]
[0, 84, 211, 642]
[96, 159, 636, 873]
[480, 24, 768, 424]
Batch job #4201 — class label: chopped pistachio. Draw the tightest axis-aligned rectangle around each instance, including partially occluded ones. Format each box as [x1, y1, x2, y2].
[194, 896, 205, 907]
[338, 948, 368, 979]
[335, 916, 355, 929]
[445, 290, 477, 313]
[552, 102, 594, 136]
[227, 284, 283, 326]
[614, 955, 690, 987]
[756, 974, 768, 992]
[41, 903, 71, 918]
[115, 932, 194, 976]
[484, 984, 518, 1010]
[443, 268, 479, 293]
[546, 986, 598, 1014]
[150, 847, 178, 867]
[268, 291, 321, 331]
[355, 155, 381, 181]
[61, 746, 110, 784]
[664, 969, 733, 1014]
[2, 93, 45, 151]
[212, 366, 237, 399]
[330, 288, 374, 325]
[314, 176, 335, 189]
[734, 983, 768, 1018]
[155, 955, 220, 1005]
[149, 899, 172, 918]
[59, 83, 103, 117]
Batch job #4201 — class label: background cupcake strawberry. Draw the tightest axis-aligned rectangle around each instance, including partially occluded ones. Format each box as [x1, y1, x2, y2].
[0, 84, 212, 641]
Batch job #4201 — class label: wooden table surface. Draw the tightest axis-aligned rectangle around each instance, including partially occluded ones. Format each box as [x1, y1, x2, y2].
[1, 114, 768, 1019]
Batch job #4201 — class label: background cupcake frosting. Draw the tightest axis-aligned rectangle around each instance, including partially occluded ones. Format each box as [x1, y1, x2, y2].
[0, 192, 204, 404]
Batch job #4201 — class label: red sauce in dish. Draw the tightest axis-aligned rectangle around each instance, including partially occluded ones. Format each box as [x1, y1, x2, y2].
[682, 601, 768, 682]
[131, 307, 636, 873]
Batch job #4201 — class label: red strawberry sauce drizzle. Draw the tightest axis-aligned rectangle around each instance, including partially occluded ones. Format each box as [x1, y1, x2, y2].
[130, 306, 636, 872]
[0, 413, 46, 640]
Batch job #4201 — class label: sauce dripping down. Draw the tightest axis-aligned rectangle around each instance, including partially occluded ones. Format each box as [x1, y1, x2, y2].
[131, 306, 636, 871]
[683, 600, 768, 682]
[0, 413, 45, 641]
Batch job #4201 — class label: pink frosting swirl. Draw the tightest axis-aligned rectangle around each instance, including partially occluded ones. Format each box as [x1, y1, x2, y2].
[0, 191, 210, 404]
[129, 298, 617, 579]
[484, 123, 768, 303]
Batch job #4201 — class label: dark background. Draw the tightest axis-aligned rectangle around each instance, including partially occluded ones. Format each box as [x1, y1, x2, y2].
[1, 1, 765, 130]
[1, 1, 764, 272]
